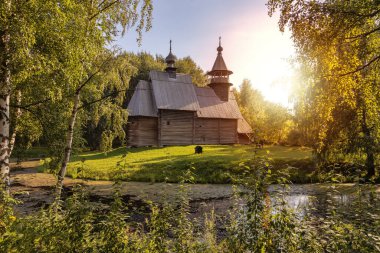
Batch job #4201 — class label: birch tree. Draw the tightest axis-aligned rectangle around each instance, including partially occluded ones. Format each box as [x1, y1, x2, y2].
[0, 0, 152, 194]
[0, 0, 12, 189]
[54, 0, 153, 199]
[0, 0, 66, 190]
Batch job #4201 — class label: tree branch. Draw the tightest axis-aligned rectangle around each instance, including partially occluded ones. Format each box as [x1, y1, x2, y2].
[89, 0, 120, 21]
[346, 26, 380, 40]
[77, 88, 127, 110]
[10, 97, 52, 109]
[324, 6, 380, 18]
[339, 55, 380, 77]
[14, 106, 46, 130]
[97, 0, 107, 8]
[75, 55, 114, 94]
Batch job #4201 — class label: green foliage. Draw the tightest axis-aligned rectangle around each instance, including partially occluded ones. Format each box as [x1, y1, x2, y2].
[176, 56, 208, 87]
[267, 0, 380, 177]
[234, 79, 292, 144]
[3, 0, 154, 184]
[2, 159, 379, 252]
[123, 52, 166, 106]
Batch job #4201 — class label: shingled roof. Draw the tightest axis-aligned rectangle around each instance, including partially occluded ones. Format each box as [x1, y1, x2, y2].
[127, 80, 157, 117]
[127, 70, 252, 133]
[195, 87, 241, 119]
[238, 118, 252, 134]
[150, 71, 200, 111]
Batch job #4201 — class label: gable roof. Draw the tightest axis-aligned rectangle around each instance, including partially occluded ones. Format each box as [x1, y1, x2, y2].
[150, 71, 200, 111]
[238, 118, 252, 134]
[127, 80, 158, 117]
[195, 87, 242, 119]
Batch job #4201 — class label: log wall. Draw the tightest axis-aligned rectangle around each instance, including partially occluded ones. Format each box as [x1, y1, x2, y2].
[128, 112, 240, 147]
[160, 110, 194, 146]
[195, 118, 238, 144]
[219, 119, 238, 144]
[194, 118, 219, 144]
[127, 116, 158, 147]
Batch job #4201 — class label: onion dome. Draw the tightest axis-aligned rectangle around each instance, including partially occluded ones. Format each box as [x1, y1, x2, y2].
[165, 40, 177, 77]
[165, 40, 177, 64]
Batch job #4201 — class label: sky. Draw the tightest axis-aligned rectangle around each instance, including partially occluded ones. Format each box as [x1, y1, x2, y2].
[115, 0, 295, 106]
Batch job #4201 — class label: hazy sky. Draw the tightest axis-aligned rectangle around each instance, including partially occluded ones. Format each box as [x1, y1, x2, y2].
[115, 0, 295, 106]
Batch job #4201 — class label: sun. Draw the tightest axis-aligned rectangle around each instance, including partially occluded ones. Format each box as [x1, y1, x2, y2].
[229, 39, 295, 107]
[223, 11, 295, 107]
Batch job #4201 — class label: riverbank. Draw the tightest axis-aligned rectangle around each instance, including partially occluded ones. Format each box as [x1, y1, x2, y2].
[11, 164, 380, 217]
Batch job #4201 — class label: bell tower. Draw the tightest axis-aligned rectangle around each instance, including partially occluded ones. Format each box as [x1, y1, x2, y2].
[207, 37, 233, 101]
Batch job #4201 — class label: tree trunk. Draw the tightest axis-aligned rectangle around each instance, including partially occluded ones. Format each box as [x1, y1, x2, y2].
[0, 0, 12, 192]
[8, 90, 22, 157]
[55, 92, 80, 199]
[365, 151, 375, 178]
[0, 94, 10, 191]
[361, 108, 375, 179]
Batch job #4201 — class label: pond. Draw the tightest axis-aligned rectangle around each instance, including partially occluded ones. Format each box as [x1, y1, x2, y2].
[11, 168, 380, 221]
[269, 184, 380, 216]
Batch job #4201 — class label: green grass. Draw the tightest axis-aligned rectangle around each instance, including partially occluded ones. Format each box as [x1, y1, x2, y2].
[64, 145, 315, 184]
[12, 146, 48, 161]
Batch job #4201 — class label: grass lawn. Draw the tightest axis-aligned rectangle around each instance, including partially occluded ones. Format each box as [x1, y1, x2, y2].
[63, 145, 315, 184]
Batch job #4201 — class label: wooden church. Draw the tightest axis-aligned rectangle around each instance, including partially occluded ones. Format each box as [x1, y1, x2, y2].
[127, 39, 252, 147]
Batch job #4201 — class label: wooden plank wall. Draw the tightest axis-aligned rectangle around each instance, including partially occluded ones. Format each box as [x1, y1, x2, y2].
[194, 118, 219, 144]
[160, 110, 194, 146]
[127, 117, 158, 147]
[195, 118, 238, 144]
[219, 119, 237, 144]
[128, 112, 239, 146]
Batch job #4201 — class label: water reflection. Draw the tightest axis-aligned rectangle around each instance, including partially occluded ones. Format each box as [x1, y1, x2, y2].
[268, 184, 380, 218]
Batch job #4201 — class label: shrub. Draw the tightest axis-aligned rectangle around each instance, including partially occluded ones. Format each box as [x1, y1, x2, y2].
[1, 161, 379, 252]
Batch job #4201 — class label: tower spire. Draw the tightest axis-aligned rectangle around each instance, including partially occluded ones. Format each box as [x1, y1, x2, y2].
[217, 36, 223, 54]
[207, 37, 232, 76]
[207, 37, 233, 101]
[165, 39, 177, 77]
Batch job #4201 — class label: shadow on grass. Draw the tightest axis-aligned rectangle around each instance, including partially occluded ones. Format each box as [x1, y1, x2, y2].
[127, 156, 315, 184]
[67, 145, 315, 184]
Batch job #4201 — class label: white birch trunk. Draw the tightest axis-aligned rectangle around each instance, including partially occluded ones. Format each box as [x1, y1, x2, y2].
[55, 92, 80, 198]
[8, 90, 21, 157]
[0, 95, 10, 190]
[0, 0, 12, 192]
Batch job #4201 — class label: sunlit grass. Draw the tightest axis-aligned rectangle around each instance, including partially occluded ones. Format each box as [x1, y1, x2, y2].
[65, 145, 314, 183]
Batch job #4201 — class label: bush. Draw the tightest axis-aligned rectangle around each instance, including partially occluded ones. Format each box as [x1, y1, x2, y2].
[1, 161, 379, 252]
